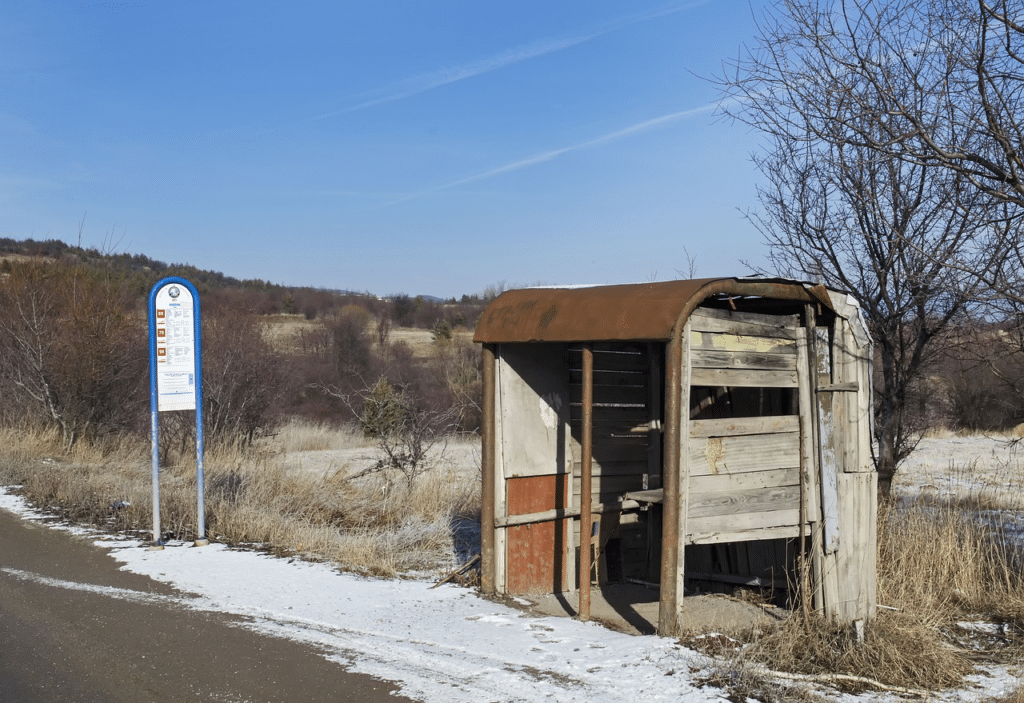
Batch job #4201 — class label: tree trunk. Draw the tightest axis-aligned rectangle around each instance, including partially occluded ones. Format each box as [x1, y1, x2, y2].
[875, 433, 896, 500]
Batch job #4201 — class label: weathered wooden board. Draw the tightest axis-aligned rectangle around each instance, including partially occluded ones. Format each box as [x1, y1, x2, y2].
[687, 509, 802, 544]
[831, 471, 878, 620]
[690, 348, 797, 372]
[693, 306, 801, 326]
[690, 415, 799, 438]
[690, 308, 801, 340]
[688, 432, 801, 476]
[818, 388, 842, 554]
[832, 318, 873, 473]
[796, 323, 821, 520]
[688, 524, 808, 546]
[690, 331, 798, 354]
[687, 485, 800, 519]
[690, 467, 799, 494]
[690, 367, 799, 388]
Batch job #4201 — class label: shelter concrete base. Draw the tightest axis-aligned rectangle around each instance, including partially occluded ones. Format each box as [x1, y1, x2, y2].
[504, 583, 783, 636]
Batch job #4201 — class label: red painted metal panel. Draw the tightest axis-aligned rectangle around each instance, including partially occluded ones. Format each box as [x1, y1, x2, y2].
[506, 475, 571, 595]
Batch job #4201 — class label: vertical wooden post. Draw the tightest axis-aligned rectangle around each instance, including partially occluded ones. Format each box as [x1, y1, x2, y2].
[481, 344, 497, 595]
[578, 344, 594, 621]
[798, 306, 822, 614]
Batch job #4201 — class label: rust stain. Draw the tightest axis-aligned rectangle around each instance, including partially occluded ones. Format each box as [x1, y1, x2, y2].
[538, 304, 558, 331]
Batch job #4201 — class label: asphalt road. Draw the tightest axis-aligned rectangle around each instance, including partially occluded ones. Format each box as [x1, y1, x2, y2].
[0, 508, 414, 702]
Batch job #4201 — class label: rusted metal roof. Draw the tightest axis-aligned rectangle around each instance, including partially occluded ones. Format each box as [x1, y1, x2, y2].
[473, 278, 833, 343]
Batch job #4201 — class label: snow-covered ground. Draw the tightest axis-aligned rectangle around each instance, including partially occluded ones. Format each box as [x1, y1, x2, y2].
[2, 435, 1023, 702]
[895, 434, 1024, 506]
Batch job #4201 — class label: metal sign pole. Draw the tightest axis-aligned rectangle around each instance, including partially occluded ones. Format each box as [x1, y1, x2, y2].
[192, 287, 208, 546]
[147, 288, 163, 550]
[148, 277, 207, 548]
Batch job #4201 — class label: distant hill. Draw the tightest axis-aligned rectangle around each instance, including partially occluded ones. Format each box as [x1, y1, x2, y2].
[0, 236, 366, 297]
[0, 236, 485, 323]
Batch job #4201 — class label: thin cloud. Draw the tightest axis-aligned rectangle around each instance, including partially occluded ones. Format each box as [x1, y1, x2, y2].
[382, 103, 716, 207]
[315, 1, 710, 119]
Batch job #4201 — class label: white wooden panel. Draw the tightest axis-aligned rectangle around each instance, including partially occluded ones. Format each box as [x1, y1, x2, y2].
[497, 343, 572, 478]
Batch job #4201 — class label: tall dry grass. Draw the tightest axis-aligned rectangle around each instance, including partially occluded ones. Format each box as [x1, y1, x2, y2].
[705, 491, 1024, 696]
[0, 421, 480, 577]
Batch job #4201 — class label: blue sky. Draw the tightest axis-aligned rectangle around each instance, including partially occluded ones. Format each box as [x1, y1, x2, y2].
[1, 1, 769, 299]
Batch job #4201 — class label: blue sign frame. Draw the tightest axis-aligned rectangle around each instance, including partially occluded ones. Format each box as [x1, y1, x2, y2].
[147, 277, 207, 547]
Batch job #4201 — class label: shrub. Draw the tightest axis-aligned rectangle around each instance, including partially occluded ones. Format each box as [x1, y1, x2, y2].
[0, 261, 145, 447]
[359, 377, 408, 438]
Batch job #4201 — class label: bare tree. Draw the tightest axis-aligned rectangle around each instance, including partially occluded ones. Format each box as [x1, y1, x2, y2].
[750, 128, 999, 494]
[718, 0, 1017, 494]
[0, 262, 145, 448]
[201, 304, 284, 445]
[321, 377, 460, 487]
[721, 0, 1024, 210]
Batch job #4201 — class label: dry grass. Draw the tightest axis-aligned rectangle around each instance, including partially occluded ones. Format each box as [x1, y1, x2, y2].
[272, 417, 369, 453]
[878, 498, 1024, 627]
[0, 421, 480, 577]
[993, 684, 1024, 703]
[705, 492, 1024, 697]
[262, 314, 468, 359]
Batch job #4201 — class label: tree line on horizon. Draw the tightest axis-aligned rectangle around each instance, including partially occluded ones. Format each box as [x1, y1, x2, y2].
[0, 240, 489, 455]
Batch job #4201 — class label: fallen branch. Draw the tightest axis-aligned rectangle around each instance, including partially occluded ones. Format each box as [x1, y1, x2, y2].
[749, 664, 929, 697]
[431, 554, 480, 589]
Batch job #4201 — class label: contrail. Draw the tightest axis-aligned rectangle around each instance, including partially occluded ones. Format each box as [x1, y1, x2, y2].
[382, 102, 716, 207]
[315, 1, 711, 119]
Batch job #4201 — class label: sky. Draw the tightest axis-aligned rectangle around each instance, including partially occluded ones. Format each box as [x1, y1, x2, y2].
[1, 487, 1018, 702]
[0, 1, 773, 299]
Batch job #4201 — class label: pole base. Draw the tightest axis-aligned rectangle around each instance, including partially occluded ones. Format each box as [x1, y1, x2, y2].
[193, 538, 210, 547]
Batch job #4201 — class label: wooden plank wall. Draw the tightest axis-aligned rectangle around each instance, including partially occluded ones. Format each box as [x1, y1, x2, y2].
[685, 308, 804, 547]
[817, 318, 877, 620]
